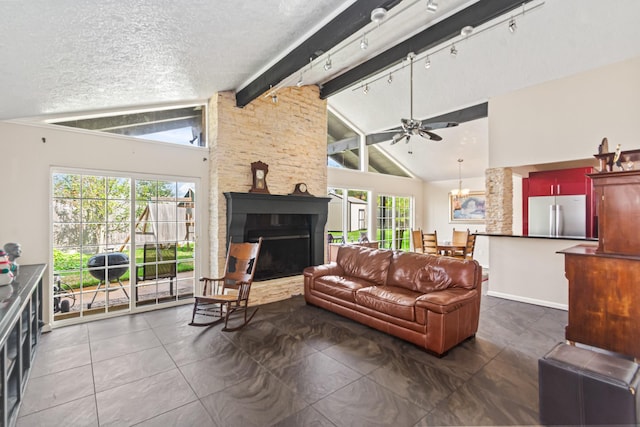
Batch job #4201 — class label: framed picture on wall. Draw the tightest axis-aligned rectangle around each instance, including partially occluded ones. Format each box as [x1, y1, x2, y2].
[449, 191, 486, 223]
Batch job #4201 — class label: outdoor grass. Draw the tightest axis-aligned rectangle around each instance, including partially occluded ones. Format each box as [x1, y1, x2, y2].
[53, 245, 195, 289]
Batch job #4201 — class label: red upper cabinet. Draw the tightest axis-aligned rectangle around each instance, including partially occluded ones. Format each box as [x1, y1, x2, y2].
[528, 167, 593, 196]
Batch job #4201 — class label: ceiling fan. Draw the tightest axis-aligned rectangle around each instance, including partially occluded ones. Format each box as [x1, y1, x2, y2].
[372, 52, 458, 145]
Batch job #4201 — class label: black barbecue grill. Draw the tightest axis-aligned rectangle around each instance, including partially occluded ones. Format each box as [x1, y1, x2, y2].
[87, 252, 130, 308]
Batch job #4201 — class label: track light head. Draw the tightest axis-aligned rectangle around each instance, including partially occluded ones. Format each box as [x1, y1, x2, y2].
[360, 33, 368, 50]
[508, 17, 517, 33]
[296, 73, 303, 87]
[387, 73, 393, 84]
[363, 83, 370, 94]
[461, 25, 474, 37]
[426, 0, 438, 13]
[450, 43, 458, 56]
[323, 55, 332, 71]
[271, 93, 278, 104]
[424, 55, 431, 69]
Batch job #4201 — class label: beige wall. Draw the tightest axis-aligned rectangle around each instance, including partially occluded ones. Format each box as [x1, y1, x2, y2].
[1, 120, 210, 325]
[486, 55, 640, 307]
[490, 56, 640, 169]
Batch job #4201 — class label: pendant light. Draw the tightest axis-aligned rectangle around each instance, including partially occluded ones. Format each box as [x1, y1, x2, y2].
[451, 158, 470, 198]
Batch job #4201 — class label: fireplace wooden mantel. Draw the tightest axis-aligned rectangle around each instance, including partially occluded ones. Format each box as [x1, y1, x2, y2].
[224, 192, 330, 273]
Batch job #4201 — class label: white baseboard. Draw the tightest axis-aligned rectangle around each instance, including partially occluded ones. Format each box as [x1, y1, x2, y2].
[486, 290, 568, 311]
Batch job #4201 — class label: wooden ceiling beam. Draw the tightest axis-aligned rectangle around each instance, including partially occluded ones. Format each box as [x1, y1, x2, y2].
[320, 0, 533, 99]
[235, 0, 402, 108]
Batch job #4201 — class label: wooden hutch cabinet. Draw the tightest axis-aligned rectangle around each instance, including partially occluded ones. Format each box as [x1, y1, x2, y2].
[559, 149, 640, 359]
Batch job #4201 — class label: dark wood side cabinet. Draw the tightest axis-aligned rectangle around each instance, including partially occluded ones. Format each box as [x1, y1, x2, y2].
[0, 264, 45, 427]
[559, 245, 640, 359]
[559, 165, 640, 359]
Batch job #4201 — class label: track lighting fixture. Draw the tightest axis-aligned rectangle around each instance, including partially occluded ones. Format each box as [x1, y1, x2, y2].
[426, 0, 438, 13]
[387, 73, 393, 84]
[360, 33, 368, 50]
[296, 73, 303, 87]
[424, 55, 431, 69]
[271, 93, 278, 104]
[450, 43, 458, 56]
[363, 83, 370, 94]
[461, 25, 474, 37]
[324, 54, 332, 71]
[370, 7, 387, 25]
[508, 17, 517, 33]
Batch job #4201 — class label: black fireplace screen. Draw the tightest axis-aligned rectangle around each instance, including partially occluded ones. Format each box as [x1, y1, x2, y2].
[246, 214, 311, 281]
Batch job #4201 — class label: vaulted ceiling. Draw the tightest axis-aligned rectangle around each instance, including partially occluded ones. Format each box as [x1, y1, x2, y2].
[2, 0, 640, 181]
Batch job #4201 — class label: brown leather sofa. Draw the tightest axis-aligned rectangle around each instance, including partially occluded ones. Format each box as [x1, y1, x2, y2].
[303, 245, 482, 356]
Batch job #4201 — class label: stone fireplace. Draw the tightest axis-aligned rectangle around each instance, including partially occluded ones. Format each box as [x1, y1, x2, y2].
[224, 192, 330, 281]
[208, 87, 328, 305]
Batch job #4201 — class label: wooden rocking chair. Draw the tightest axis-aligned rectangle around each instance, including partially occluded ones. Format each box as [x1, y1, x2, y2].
[189, 237, 262, 330]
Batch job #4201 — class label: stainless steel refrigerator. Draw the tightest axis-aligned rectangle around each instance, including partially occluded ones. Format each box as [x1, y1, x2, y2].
[528, 194, 587, 237]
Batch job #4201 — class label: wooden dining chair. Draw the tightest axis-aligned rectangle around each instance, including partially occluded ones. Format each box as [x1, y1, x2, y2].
[189, 237, 262, 331]
[464, 233, 477, 260]
[451, 228, 469, 257]
[422, 231, 438, 255]
[411, 229, 424, 253]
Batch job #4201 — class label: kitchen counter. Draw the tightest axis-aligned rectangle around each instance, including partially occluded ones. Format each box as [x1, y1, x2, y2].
[478, 232, 597, 242]
[481, 234, 588, 309]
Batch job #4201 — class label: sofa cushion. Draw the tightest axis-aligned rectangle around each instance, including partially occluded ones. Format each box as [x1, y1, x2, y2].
[386, 251, 479, 293]
[314, 275, 373, 303]
[336, 245, 393, 286]
[355, 285, 421, 322]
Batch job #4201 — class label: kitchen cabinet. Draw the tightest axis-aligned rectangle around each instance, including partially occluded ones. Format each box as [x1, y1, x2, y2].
[527, 167, 593, 196]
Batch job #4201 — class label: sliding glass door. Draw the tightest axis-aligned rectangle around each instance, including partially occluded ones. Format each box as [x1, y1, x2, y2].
[51, 170, 197, 323]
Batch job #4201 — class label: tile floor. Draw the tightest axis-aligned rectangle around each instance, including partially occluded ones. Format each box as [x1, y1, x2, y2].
[16, 290, 566, 426]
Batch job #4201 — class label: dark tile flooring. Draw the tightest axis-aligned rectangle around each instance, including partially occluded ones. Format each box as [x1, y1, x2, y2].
[17, 290, 566, 426]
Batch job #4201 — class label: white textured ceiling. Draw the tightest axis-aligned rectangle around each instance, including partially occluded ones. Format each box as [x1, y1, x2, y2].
[2, 0, 640, 182]
[0, 0, 351, 119]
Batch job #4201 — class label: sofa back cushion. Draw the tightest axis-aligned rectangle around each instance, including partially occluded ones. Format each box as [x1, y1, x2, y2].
[386, 251, 480, 293]
[336, 245, 393, 285]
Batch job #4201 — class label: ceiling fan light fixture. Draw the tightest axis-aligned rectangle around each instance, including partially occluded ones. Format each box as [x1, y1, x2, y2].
[426, 0, 438, 13]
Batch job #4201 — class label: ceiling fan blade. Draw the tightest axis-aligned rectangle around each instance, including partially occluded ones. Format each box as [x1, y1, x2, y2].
[418, 130, 443, 141]
[421, 121, 459, 130]
[390, 132, 406, 145]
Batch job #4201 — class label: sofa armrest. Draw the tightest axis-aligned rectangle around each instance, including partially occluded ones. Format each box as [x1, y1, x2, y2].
[416, 288, 478, 314]
[303, 263, 344, 279]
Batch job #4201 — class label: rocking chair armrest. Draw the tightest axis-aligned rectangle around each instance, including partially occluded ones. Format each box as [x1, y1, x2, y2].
[199, 276, 225, 295]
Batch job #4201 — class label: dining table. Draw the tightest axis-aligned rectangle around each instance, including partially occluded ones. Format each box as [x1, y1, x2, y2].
[436, 242, 466, 256]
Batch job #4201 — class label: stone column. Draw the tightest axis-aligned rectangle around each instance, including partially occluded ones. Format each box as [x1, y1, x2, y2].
[485, 167, 513, 234]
